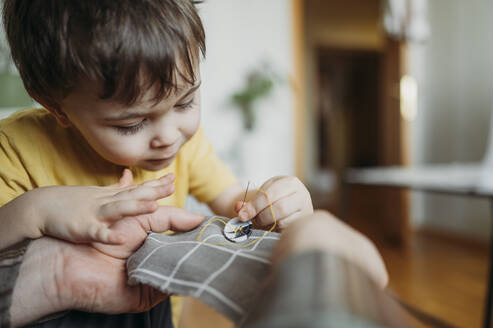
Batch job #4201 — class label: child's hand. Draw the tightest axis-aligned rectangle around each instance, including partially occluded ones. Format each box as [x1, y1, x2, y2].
[31, 169, 175, 244]
[234, 176, 313, 230]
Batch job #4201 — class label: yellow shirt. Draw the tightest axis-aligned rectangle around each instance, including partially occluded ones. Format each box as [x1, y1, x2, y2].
[0, 108, 237, 325]
[0, 108, 237, 206]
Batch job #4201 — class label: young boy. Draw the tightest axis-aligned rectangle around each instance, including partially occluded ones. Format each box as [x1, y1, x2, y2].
[0, 0, 313, 325]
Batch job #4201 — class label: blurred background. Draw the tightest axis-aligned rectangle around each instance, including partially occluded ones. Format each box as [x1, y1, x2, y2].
[2, 0, 493, 327]
[193, 0, 493, 327]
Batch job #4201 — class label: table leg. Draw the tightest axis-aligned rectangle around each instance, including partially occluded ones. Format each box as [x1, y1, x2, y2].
[484, 199, 493, 328]
[340, 182, 350, 222]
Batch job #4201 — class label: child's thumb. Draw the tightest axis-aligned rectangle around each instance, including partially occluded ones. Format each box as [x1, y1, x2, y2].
[235, 201, 256, 221]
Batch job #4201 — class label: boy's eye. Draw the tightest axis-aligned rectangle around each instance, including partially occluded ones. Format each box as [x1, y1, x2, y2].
[174, 99, 195, 111]
[114, 120, 146, 135]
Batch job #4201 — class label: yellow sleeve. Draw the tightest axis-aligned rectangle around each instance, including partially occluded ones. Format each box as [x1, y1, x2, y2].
[0, 132, 33, 206]
[186, 128, 237, 204]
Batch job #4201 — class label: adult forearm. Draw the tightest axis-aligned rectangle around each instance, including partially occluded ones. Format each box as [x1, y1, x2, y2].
[9, 238, 68, 327]
[0, 240, 30, 328]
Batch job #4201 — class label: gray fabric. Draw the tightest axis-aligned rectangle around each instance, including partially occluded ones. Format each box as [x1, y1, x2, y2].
[0, 239, 30, 328]
[242, 251, 385, 328]
[127, 216, 280, 324]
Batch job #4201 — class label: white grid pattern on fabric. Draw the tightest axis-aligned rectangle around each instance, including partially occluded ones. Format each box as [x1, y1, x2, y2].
[131, 227, 280, 317]
[135, 233, 220, 272]
[147, 235, 278, 263]
[194, 231, 269, 298]
[160, 233, 222, 290]
[134, 268, 245, 315]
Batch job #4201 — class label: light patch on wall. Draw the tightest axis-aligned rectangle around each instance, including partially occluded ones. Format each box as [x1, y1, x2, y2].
[400, 75, 418, 122]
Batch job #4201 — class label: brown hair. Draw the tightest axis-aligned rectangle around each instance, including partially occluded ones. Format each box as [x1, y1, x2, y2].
[2, 0, 205, 109]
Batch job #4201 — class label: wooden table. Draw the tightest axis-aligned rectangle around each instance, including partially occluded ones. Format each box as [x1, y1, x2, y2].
[345, 163, 493, 328]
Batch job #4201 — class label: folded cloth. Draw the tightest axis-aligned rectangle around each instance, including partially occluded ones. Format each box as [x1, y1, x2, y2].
[127, 216, 280, 324]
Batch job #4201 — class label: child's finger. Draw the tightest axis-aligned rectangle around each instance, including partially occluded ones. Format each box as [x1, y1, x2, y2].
[88, 224, 126, 244]
[119, 168, 134, 187]
[141, 173, 175, 187]
[109, 168, 134, 188]
[239, 182, 296, 223]
[100, 199, 159, 220]
[258, 176, 284, 191]
[235, 201, 257, 221]
[114, 173, 174, 194]
[115, 184, 175, 201]
[275, 211, 303, 230]
[254, 193, 301, 227]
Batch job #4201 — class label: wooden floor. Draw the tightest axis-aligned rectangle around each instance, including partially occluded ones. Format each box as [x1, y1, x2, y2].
[178, 223, 490, 328]
[351, 215, 490, 328]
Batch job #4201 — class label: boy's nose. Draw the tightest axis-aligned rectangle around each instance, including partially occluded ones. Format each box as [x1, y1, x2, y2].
[150, 127, 179, 149]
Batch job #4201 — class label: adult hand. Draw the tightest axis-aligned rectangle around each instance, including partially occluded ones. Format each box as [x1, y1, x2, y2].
[273, 210, 388, 288]
[10, 206, 204, 327]
[243, 212, 420, 328]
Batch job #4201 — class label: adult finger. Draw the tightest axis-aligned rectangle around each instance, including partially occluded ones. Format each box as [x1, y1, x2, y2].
[136, 206, 205, 233]
[278, 211, 388, 288]
[88, 223, 126, 245]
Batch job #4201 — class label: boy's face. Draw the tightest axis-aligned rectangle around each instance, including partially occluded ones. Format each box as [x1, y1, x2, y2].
[58, 77, 201, 171]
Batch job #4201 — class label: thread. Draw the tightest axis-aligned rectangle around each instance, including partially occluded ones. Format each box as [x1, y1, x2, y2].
[238, 181, 250, 213]
[196, 187, 277, 248]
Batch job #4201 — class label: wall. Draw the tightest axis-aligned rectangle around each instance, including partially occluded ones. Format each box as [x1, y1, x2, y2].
[302, 0, 383, 183]
[198, 1, 295, 186]
[409, 0, 493, 240]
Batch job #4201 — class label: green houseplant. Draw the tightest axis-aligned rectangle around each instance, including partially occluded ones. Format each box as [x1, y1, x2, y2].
[230, 65, 278, 132]
[0, 29, 32, 108]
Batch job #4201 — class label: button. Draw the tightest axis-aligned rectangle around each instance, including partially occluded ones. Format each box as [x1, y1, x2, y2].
[223, 217, 253, 243]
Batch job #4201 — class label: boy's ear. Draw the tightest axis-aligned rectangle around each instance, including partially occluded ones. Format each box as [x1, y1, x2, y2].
[46, 107, 72, 128]
[31, 95, 72, 127]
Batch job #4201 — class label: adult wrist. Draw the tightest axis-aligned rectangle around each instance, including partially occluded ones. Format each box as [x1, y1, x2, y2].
[0, 240, 30, 328]
[10, 238, 70, 327]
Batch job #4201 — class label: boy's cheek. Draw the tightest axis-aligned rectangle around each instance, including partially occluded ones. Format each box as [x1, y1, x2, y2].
[111, 148, 144, 165]
[182, 107, 201, 139]
[92, 141, 144, 166]
[79, 130, 140, 162]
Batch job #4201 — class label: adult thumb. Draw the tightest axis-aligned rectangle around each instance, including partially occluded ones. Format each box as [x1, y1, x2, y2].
[137, 206, 204, 233]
